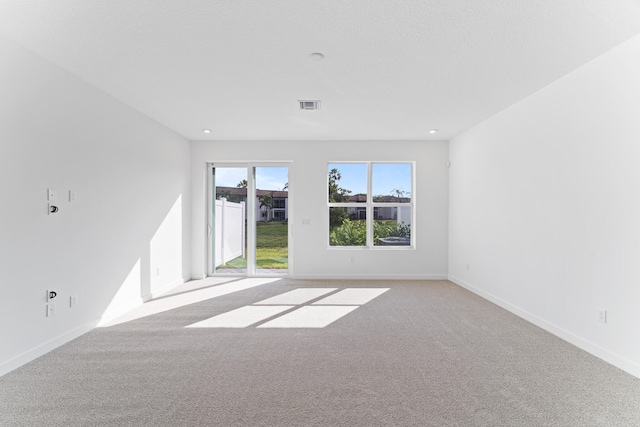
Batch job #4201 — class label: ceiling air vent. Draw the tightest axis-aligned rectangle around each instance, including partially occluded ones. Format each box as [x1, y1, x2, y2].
[299, 100, 321, 110]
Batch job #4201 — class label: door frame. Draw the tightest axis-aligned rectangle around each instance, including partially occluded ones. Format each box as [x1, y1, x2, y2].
[207, 162, 292, 277]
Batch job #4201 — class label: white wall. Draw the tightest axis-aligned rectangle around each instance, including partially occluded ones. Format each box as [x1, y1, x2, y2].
[449, 34, 640, 378]
[191, 140, 449, 279]
[0, 35, 191, 375]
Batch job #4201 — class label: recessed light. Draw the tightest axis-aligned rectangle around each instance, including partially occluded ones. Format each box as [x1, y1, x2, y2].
[308, 52, 324, 62]
[202, 129, 212, 134]
[429, 129, 438, 134]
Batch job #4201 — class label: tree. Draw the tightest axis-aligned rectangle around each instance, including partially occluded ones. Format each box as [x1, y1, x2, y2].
[217, 190, 231, 200]
[258, 193, 273, 222]
[328, 168, 351, 202]
[390, 188, 408, 202]
[328, 168, 352, 229]
[237, 179, 248, 188]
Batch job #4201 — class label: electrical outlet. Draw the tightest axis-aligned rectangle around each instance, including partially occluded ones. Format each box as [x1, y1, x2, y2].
[47, 188, 56, 201]
[46, 289, 58, 301]
[46, 303, 56, 317]
[597, 309, 607, 323]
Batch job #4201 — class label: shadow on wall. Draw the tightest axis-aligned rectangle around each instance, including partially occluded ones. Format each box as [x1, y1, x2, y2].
[99, 195, 186, 324]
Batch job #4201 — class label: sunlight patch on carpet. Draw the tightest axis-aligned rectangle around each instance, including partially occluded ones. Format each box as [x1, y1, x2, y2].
[257, 306, 359, 328]
[186, 305, 294, 328]
[184, 287, 390, 329]
[253, 288, 337, 305]
[99, 278, 282, 327]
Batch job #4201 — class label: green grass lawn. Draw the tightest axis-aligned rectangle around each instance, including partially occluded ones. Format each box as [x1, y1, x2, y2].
[219, 221, 288, 270]
[256, 221, 288, 248]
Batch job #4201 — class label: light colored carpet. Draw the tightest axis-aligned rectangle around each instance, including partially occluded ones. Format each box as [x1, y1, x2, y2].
[1, 279, 639, 426]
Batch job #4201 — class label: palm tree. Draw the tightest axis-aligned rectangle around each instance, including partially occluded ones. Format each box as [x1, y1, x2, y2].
[258, 193, 273, 222]
[391, 188, 407, 202]
[237, 179, 248, 188]
[217, 189, 231, 200]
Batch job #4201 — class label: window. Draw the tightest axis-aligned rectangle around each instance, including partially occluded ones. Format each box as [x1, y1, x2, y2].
[328, 162, 413, 248]
[273, 198, 286, 209]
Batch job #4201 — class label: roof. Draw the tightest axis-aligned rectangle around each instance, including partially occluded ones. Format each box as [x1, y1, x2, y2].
[216, 186, 289, 198]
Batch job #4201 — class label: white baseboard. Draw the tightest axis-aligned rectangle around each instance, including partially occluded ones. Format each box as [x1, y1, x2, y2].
[0, 320, 98, 378]
[143, 276, 192, 302]
[102, 276, 193, 326]
[193, 274, 448, 281]
[98, 297, 146, 326]
[448, 275, 640, 379]
[293, 274, 449, 280]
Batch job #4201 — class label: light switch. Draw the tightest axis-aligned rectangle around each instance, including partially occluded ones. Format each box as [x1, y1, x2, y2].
[69, 190, 77, 201]
[47, 188, 56, 201]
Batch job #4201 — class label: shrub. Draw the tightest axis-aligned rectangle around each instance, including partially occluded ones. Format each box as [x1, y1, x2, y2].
[329, 207, 349, 229]
[374, 221, 410, 239]
[330, 219, 410, 246]
[330, 219, 366, 246]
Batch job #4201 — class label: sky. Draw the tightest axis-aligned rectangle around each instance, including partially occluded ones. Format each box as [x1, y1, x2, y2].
[214, 163, 412, 196]
[214, 167, 289, 191]
[329, 163, 412, 197]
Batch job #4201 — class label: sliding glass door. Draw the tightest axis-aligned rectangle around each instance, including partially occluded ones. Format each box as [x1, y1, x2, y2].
[254, 166, 289, 275]
[209, 164, 290, 276]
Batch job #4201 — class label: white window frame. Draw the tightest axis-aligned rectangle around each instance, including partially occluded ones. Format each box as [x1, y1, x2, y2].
[328, 161, 415, 249]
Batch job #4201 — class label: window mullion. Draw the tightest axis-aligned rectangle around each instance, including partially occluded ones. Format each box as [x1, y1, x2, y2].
[367, 162, 373, 247]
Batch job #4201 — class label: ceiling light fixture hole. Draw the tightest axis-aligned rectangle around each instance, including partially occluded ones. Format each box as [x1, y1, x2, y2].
[308, 53, 325, 62]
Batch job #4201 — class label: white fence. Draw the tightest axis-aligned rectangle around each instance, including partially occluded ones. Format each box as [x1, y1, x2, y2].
[397, 206, 412, 226]
[215, 199, 245, 267]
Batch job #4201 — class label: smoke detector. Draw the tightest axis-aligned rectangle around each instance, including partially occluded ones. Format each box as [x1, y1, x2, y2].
[299, 100, 321, 110]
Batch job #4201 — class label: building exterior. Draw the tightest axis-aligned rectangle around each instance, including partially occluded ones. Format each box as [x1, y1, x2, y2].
[216, 187, 410, 224]
[215, 186, 289, 221]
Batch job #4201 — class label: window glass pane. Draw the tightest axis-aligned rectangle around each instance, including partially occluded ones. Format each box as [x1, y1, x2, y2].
[272, 198, 285, 209]
[213, 167, 248, 272]
[215, 167, 248, 203]
[372, 163, 412, 203]
[256, 167, 289, 273]
[329, 207, 366, 246]
[373, 207, 411, 246]
[328, 163, 367, 203]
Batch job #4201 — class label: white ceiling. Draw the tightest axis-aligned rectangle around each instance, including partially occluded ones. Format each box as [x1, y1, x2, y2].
[2, 0, 640, 141]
